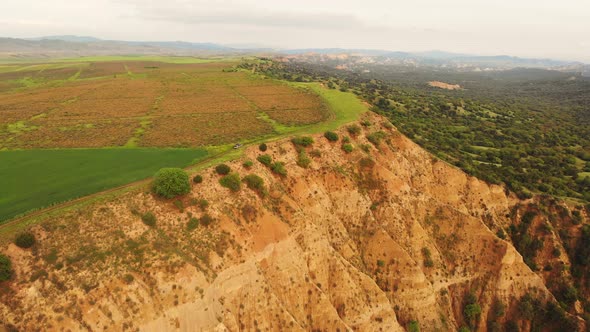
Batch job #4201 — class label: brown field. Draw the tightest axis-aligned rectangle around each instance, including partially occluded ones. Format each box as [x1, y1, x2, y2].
[0, 60, 329, 148]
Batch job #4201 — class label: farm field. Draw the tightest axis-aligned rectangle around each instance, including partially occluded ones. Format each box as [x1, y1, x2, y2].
[0, 59, 329, 149]
[0, 148, 207, 222]
[0, 57, 368, 223]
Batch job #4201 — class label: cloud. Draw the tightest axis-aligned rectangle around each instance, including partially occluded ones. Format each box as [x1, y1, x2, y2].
[117, 1, 367, 30]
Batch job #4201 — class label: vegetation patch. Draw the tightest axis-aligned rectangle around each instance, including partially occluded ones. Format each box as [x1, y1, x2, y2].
[242, 174, 267, 196]
[324, 131, 339, 142]
[192, 175, 203, 184]
[215, 164, 231, 175]
[0, 254, 12, 281]
[257, 154, 272, 167]
[297, 150, 312, 168]
[0, 148, 206, 222]
[271, 162, 287, 176]
[219, 173, 242, 192]
[15, 232, 36, 248]
[152, 168, 191, 199]
[141, 212, 156, 227]
[291, 136, 314, 147]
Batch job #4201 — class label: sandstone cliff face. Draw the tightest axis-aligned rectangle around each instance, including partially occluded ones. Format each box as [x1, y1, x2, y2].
[0, 113, 586, 331]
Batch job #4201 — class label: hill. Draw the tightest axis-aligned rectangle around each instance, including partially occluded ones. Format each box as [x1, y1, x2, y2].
[0, 112, 587, 330]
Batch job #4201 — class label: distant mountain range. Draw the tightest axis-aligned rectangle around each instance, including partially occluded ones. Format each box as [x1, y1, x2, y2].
[1, 35, 588, 74]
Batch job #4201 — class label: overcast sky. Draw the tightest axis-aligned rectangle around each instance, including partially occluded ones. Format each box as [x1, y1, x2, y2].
[1, 0, 589, 62]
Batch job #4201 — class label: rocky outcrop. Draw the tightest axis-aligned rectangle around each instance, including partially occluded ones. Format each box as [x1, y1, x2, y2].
[0, 113, 586, 331]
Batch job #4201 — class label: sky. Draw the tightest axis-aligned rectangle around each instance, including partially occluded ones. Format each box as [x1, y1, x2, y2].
[1, 0, 589, 62]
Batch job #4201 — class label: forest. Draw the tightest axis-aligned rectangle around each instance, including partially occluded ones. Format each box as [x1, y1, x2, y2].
[243, 59, 590, 202]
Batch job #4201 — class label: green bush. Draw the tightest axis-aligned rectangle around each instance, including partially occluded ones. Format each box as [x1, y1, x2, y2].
[243, 174, 267, 196]
[219, 173, 241, 192]
[193, 175, 203, 184]
[141, 212, 156, 227]
[198, 199, 209, 210]
[297, 150, 311, 168]
[422, 247, 434, 267]
[187, 217, 199, 231]
[257, 154, 272, 166]
[15, 232, 36, 249]
[408, 321, 420, 332]
[242, 160, 254, 169]
[215, 164, 231, 175]
[342, 143, 353, 153]
[271, 162, 287, 176]
[367, 131, 387, 146]
[0, 255, 12, 281]
[200, 214, 214, 226]
[259, 143, 268, 152]
[152, 168, 190, 199]
[324, 131, 339, 142]
[347, 125, 361, 136]
[173, 199, 184, 212]
[291, 136, 314, 147]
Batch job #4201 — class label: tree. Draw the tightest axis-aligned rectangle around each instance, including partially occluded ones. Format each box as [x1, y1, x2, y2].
[257, 154, 272, 166]
[152, 168, 191, 199]
[15, 232, 35, 248]
[219, 173, 242, 192]
[291, 136, 314, 147]
[324, 131, 339, 142]
[215, 164, 231, 175]
[193, 175, 203, 184]
[0, 254, 12, 281]
[259, 143, 268, 152]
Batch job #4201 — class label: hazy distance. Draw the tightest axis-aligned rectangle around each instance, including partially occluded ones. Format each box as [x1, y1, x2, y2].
[1, 0, 589, 62]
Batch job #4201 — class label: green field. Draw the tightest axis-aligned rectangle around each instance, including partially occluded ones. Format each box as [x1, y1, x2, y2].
[0, 57, 369, 224]
[0, 148, 207, 221]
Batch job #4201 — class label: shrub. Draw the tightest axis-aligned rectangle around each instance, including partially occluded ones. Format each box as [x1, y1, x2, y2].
[347, 125, 361, 136]
[324, 131, 339, 142]
[297, 150, 311, 168]
[243, 160, 254, 169]
[219, 173, 242, 192]
[291, 136, 314, 147]
[200, 214, 214, 226]
[382, 121, 394, 129]
[359, 157, 376, 168]
[361, 120, 372, 127]
[198, 199, 209, 210]
[152, 168, 190, 199]
[367, 131, 387, 146]
[141, 212, 156, 227]
[342, 143, 353, 153]
[193, 175, 203, 184]
[215, 164, 231, 175]
[360, 144, 372, 153]
[173, 199, 184, 212]
[123, 274, 134, 284]
[243, 174, 266, 196]
[187, 217, 199, 231]
[271, 162, 287, 176]
[257, 154, 272, 166]
[342, 136, 351, 143]
[15, 232, 35, 249]
[309, 149, 322, 158]
[0, 254, 12, 281]
[259, 143, 268, 152]
[422, 247, 434, 267]
[408, 321, 420, 332]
